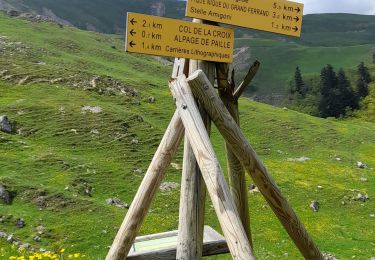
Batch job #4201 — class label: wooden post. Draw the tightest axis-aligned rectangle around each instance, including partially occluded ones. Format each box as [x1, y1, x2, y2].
[216, 63, 252, 245]
[176, 18, 216, 260]
[106, 111, 185, 260]
[187, 71, 324, 260]
[170, 77, 255, 260]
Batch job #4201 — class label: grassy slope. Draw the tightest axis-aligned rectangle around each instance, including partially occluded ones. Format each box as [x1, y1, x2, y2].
[0, 14, 375, 259]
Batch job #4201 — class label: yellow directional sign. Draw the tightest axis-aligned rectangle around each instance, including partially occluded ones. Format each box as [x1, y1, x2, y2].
[126, 13, 234, 63]
[186, 0, 304, 37]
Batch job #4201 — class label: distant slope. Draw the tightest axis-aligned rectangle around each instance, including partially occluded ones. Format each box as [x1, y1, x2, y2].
[0, 13, 375, 259]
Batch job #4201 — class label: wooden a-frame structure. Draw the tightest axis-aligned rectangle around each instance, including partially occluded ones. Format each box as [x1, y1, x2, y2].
[106, 19, 323, 260]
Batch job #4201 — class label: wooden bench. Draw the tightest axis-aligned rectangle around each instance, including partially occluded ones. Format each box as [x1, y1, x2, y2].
[127, 226, 229, 259]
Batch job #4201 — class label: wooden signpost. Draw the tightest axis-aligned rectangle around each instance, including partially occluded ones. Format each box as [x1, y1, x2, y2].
[186, 0, 304, 37]
[107, 0, 325, 259]
[126, 13, 234, 62]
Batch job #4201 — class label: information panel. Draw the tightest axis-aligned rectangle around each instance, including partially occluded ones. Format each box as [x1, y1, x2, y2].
[126, 12, 235, 62]
[186, 0, 304, 37]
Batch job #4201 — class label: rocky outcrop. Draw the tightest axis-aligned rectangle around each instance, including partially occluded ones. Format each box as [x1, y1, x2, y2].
[0, 115, 16, 134]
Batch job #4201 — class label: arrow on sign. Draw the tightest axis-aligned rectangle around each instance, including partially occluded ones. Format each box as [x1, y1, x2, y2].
[130, 29, 136, 36]
[295, 7, 301, 13]
[129, 41, 136, 48]
[293, 26, 299, 32]
[130, 18, 137, 25]
[294, 16, 300, 22]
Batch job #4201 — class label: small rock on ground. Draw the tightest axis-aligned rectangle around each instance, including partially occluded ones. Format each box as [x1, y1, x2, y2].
[6, 234, 14, 243]
[249, 184, 260, 193]
[15, 218, 25, 228]
[287, 156, 311, 162]
[356, 193, 370, 203]
[357, 161, 367, 169]
[33, 235, 41, 242]
[81, 106, 102, 114]
[323, 252, 339, 260]
[360, 177, 368, 182]
[310, 201, 320, 212]
[160, 182, 179, 192]
[170, 163, 181, 170]
[148, 96, 156, 103]
[106, 198, 129, 209]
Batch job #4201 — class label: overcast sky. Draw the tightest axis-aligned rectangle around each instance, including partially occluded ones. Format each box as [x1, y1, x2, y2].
[278, 0, 375, 15]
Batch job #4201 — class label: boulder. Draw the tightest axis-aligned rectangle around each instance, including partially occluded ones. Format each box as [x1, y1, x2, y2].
[0, 185, 12, 204]
[0, 115, 16, 134]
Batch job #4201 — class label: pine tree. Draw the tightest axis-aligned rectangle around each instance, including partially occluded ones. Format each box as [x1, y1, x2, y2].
[337, 69, 358, 111]
[357, 78, 369, 98]
[319, 65, 337, 118]
[294, 66, 307, 97]
[358, 62, 371, 84]
[357, 62, 371, 98]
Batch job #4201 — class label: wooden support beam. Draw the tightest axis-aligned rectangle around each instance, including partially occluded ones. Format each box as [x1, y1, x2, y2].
[187, 70, 324, 260]
[170, 76, 255, 260]
[106, 111, 185, 260]
[233, 60, 260, 100]
[216, 63, 252, 246]
[177, 18, 215, 260]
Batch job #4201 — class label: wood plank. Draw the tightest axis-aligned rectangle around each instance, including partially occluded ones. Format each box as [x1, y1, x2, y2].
[127, 226, 229, 260]
[187, 70, 324, 260]
[216, 63, 252, 246]
[177, 18, 215, 260]
[106, 111, 185, 260]
[170, 77, 255, 260]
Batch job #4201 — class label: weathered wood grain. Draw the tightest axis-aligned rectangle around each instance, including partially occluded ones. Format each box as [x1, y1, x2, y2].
[170, 76, 255, 260]
[177, 19, 215, 260]
[216, 63, 252, 246]
[187, 70, 324, 260]
[106, 111, 185, 260]
[172, 58, 189, 80]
